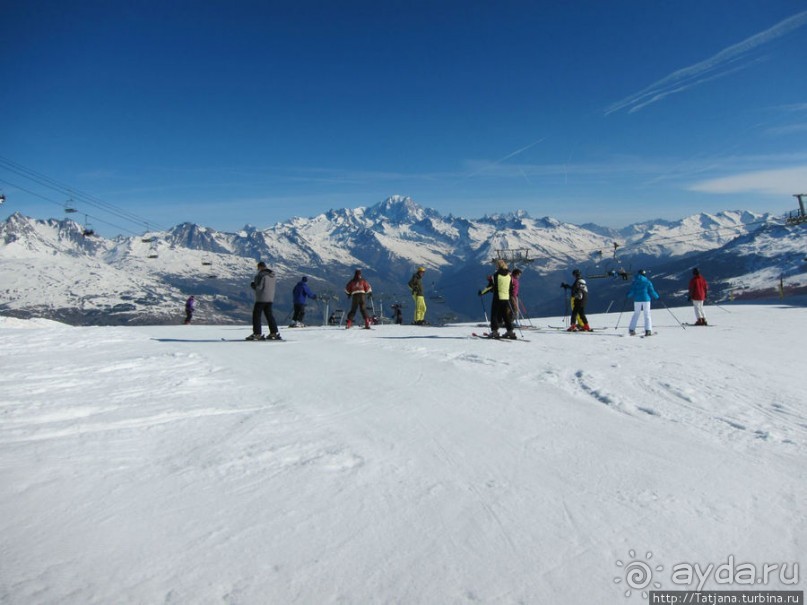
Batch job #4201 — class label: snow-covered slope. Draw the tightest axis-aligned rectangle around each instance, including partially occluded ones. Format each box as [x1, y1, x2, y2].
[0, 197, 794, 325]
[1, 305, 804, 603]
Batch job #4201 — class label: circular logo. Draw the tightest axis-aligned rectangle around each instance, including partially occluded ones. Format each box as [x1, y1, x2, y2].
[614, 550, 664, 598]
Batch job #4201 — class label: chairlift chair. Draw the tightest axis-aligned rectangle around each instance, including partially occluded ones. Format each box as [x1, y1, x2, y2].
[64, 200, 78, 213]
[81, 214, 95, 237]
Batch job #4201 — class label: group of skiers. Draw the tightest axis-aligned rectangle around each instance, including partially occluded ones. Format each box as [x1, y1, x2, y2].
[559, 266, 709, 337]
[184, 259, 710, 341]
[474, 261, 709, 340]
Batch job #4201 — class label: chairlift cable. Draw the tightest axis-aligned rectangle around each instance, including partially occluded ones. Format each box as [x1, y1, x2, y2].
[0, 156, 169, 232]
[0, 177, 142, 236]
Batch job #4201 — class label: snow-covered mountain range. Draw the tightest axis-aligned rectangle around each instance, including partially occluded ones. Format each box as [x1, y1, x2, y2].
[1, 196, 803, 325]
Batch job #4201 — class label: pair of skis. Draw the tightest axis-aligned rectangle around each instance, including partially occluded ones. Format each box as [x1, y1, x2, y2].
[470, 332, 529, 342]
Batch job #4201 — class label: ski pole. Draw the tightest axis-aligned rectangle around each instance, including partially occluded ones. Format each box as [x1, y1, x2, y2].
[614, 298, 628, 330]
[560, 289, 569, 328]
[508, 301, 524, 338]
[519, 298, 535, 328]
[711, 301, 731, 313]
[604, 300, 614, 315]
[478, 294, 489, 325]
[661, 300, 686, 330]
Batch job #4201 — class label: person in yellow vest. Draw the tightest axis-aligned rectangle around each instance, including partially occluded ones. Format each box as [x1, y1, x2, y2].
[408, 267, 427, 325]
[478, 260, 517, 339]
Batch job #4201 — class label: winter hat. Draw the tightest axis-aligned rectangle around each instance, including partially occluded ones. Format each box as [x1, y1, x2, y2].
[572, 269, 581, 277]
[417, 267, 426, 273]
[692, 268, 700, 276]
[512, 269, 522, 276]
[257, 261, 267, 269]
[638, 269, 646, 275]
[302, 276, 308, 282]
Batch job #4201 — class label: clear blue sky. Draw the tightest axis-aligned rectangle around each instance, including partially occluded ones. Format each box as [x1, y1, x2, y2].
[2, 0, 806, 236]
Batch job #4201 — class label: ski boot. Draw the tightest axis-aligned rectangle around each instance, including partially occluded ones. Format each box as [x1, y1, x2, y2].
[645, 330, 653, 337]
[629, 330, 636, 336]
[346, 319, 352, 329]
[504, 330, 517, 340]
[266, 333, 282, 340]
[582, 324, 592, 332]
[245, 333, 264, 341]
[567, 325, 578, 332]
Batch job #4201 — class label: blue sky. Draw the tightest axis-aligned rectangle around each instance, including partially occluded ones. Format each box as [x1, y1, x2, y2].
[1, 0, 806, 236]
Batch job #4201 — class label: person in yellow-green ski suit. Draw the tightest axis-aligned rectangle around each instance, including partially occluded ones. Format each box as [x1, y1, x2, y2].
[408, 267, 427, 325]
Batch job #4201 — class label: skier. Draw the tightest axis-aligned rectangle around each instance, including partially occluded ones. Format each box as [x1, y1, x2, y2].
[565, 269, 591, 332]
[344, 269, 373, 329]
[510, 269, 522, 324]
[627, 269, 660, 336]
[478, 260, 516, 339]
[408, 267, 427, 325]
[688, 268, 709, 326]
[183, 295, 195, 325]
[247, 261, 281, 340]
[391, 303, 404, 325]
[290, 276, 317, 327]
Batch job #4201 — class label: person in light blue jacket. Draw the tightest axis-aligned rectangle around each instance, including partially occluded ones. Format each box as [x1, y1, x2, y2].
[627, 270, 660, 336]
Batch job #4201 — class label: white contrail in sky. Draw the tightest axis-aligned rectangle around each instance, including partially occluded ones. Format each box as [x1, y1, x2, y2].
[605, 10, 807, 115]
[460, 138, 546, 181]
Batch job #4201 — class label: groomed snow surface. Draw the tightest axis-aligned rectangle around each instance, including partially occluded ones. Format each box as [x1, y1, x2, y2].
[1, 305, 804, 604]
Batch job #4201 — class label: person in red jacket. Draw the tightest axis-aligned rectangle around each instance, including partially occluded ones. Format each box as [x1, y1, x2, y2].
[344, 269, 373, 329]
[688, 268, 709, 326]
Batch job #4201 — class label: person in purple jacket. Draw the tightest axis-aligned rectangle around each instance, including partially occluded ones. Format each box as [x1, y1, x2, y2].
[183, 296, 195, 324]
[627, 269, 660, 336]
[510, 268, 522, 323]
[290, 276, 317, 327]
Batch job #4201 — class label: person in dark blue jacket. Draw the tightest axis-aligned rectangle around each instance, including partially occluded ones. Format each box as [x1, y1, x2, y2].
[627, 270, 660, 336]
[291, 276, 317, 327]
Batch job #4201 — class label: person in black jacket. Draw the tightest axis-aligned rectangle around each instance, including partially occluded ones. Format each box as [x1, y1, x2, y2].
[564, 269, 591, 332]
